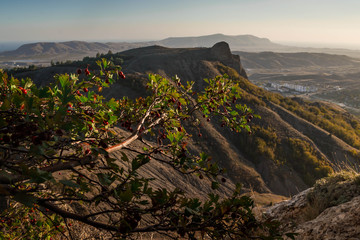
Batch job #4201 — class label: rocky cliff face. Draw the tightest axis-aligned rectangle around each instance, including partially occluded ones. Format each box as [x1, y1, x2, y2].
[264, 172, 360, 239]
[119, 42, 247, 88]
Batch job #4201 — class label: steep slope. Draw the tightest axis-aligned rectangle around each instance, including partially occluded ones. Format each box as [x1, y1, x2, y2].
[10, 42, 360, 197]
[112, 42, 360, 195]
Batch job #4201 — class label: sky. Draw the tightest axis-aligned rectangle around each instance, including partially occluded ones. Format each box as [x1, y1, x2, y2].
[1, 0, 360, 48]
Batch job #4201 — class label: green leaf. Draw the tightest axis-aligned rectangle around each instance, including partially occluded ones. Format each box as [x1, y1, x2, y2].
[14, 192, 37, 207]
[38, 87, 50, 98]
[97, 173, 114, 186]
[120, 152, 129, 162]
[79, 95, 88, 103]
[58, 75, 69, 89]
[119, 185, 133, 202]
[109, 115, 117, 123]
[167, 132, 174, 142]
[24, 81, 33, 90]
[209, 193, 219, 203]
[211, 181, 219, 190]
[29, 168, 53, 184]
[285, 233, 298, 239]
[102, 58, 108, 69]
[131, 179, 143, 192]
[59, 179, 80, 188]
[107, 98, 118, 110]
[131, 158, 142, 171]
[230, 110, 238, 116]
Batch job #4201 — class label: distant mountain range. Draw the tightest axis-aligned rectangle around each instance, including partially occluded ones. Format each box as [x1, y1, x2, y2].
[0, 34, 282, 60]
[157, 33, 284, 50]
[3, 33, 360, 62]
[0, 41, 153, 60]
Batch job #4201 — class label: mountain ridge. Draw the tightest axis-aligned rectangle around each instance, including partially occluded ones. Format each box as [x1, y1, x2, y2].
[157, 33, 280, 49]
[3, 33, 360, 63]
[0, 34, 280, 57]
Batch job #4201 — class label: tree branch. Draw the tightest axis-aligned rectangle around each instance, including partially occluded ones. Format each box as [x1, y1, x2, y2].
[106, 98, 161, 153]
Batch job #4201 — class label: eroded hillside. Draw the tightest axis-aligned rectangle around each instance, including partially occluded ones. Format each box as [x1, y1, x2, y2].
[9, 42, 360, 197]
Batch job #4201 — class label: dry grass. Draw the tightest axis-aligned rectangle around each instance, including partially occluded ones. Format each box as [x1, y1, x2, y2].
[305, 170, 360, 221]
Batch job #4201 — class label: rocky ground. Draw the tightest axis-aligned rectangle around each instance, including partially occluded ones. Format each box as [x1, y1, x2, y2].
[263, 171, 360, 239]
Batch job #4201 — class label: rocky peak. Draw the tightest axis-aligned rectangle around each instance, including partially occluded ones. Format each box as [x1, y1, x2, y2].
[211, 41, 233, 60]
[210, 42, 247, 79]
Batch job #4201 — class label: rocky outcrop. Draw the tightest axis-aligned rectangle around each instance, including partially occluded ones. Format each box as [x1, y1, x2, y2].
[296, 196, 360, 239]
[211, 42, 247, 78]
[264, 172, 360, 239]
[264, 188, 312, 228]
[119, 42, 248, 85]
[266, 193, 360, 239]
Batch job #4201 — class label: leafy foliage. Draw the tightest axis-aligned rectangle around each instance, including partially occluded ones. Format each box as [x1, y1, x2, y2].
[0, 60, 283, 239]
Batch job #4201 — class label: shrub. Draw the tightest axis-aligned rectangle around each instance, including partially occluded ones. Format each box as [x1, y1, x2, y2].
[0, 59, 283, 239]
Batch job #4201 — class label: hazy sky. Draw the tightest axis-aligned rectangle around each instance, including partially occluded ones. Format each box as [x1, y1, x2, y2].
[1, 0, 360, 48]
